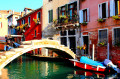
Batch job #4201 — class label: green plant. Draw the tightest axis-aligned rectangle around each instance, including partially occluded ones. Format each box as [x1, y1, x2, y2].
[112, 15, 120, 20]
[98, 41, 106, 46]
[97, 18, 105, 22]
[80, 22, 87, 26]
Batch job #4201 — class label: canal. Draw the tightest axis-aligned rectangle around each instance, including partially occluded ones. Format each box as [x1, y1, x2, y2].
[2, 55, 119, 79]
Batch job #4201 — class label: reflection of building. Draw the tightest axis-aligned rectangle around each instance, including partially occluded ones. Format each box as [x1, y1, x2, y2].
[0, 10, 11, 37]
[79, 0, 120, 63]
[42, 0, 80, 56]
[0, 69, 9, 79]
[7, 10, 21, 35]
[16, 7, 42, 55]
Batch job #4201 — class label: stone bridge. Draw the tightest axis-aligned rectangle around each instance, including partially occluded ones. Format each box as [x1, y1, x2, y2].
[0, 39, 76, 74]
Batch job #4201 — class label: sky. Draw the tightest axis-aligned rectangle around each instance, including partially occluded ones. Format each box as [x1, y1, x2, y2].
[0, 0, 43, 12]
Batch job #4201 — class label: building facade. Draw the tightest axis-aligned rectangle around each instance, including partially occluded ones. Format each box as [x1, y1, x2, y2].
[79, 0, 120, 64]
[0, 10, 11, 37]
[17, 7, 42, 55]
[7, 11, 21, 35]
[42, 0, 80, 56]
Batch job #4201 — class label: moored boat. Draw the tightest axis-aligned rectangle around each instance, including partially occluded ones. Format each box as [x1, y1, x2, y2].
[69, 56, 119, 73]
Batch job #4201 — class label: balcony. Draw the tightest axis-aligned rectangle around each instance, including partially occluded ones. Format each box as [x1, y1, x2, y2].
[54, 15, 79, 29]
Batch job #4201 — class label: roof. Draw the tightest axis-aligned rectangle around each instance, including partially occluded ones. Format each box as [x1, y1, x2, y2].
[7, 12, 21, 18]
[0, 10, 11, 14]
[17, 7, 42, 21]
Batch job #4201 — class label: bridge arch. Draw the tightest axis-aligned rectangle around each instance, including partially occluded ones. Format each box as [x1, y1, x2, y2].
[0, 39, 76, 71]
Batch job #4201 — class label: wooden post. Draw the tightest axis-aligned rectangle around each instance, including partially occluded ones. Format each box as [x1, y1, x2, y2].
[107, 43, 109, 59]
[92, 44, 95, 60]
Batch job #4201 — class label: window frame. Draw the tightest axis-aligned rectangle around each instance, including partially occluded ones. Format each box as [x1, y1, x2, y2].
[48, 9, 53, 23]
[98, 29, 108, 45]
[37, 12, 41, 21]
[112, 27, 120, 45]
[34, 30, 37, 37]
[28, 16, 31, 25]
[98, 1, 108, 19]
[79, 8, 89, 23]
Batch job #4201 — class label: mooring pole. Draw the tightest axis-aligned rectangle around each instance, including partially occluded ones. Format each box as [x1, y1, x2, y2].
[92, 44, 95, 61]
[107, 43, 109, 59]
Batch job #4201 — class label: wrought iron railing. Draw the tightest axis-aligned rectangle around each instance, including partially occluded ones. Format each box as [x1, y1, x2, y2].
[54, 15, 79, 26]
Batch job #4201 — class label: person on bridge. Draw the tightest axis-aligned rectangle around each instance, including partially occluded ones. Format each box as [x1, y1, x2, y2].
[12, 41, 20, 48]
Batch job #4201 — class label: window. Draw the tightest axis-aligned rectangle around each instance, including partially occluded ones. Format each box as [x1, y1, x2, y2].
[37, 12, 41, 21]
[35, 30, 36, 37]
[48, 0, 52, 2]
[0, 22, 2, 28]
[68, 2, 77, 20]
[15, 17, 18, 20]
[98, 29, 107, 45]
[114, 28, 120, 45]
[61, 7, 66, 16]
[0, 14, 2, 18]
[79, 8, 89, 23]
[98, 2, 108, 19]
[48, 10, 53, 23]
[110, 0, 120, 16]
[28, 17, 30, 25]
[22, 19, 25, 24]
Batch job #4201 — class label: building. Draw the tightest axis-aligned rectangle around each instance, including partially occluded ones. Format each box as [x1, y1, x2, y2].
[0, 10, 11, 37]
[7, 10, 21, 35]
[79, 0, 120, 64]
[42, 0, 80, 56]
[17, 7, 42, 55]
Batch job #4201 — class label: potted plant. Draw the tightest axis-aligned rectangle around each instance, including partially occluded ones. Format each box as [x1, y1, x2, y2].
[33, 18, 40, 25]
[80, 21, 87, 26]
[98, 41, 106, 46]
[112, 15, 120, 20]
[97, 18, 105, 23]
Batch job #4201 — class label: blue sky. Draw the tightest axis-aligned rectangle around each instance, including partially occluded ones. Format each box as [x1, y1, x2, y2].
[0, 0, 43, 12]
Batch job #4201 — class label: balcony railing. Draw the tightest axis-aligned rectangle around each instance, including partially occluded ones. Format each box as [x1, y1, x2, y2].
[54, 15, 79, 27]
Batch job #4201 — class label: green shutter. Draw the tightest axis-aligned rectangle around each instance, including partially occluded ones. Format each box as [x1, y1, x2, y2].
[65, 4, 68, 15]
[51, 10, 53, 22]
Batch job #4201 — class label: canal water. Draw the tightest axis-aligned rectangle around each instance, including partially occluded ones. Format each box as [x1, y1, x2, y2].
[3, 55, 120, 79]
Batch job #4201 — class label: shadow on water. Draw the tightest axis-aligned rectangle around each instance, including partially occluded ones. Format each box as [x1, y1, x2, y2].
[4, 55, 120, 79]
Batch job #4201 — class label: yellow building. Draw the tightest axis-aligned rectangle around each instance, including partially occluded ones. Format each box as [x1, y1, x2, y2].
[42, 0, 80, 56]
[0, 10, 11, 37]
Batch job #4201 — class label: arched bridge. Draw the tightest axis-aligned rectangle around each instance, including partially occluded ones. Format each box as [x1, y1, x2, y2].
[0, 39, 76, 73]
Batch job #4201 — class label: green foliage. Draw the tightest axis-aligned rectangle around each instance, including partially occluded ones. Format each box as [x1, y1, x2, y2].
[97, 18, 105, 22]
[112, 15, 120, 20]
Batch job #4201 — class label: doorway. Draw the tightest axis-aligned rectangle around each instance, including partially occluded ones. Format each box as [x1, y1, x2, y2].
[83, 36, 89, 55]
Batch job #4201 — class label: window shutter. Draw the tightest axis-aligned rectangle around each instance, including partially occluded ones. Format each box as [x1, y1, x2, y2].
[51, 10, 53, 22]
[79, 10, 83, 23]
[106, 2, 109, 18]
[110, 0, 115, 16]
[87, 8, 89, 22]
[118, 0, 120, 15]
[98, 4, 102, 18]
[65, 4, 68, 15]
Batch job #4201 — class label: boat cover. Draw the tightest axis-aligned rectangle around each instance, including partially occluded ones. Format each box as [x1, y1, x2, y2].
[80, 56, 105, 67]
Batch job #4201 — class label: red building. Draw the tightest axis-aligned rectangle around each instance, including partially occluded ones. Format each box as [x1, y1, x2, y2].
[17, 7, 42, 55]
[79, 0, 120, 65]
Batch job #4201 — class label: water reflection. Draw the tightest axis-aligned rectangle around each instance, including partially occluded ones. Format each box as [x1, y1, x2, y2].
[3, 56, 120, 79]
[0, 69, 9, 79]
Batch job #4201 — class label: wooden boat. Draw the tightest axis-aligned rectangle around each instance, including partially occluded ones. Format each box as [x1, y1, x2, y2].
[69, 59, 106, 72]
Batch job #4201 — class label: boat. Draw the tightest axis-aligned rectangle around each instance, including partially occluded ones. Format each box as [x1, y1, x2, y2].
[69, 56, 119, 73]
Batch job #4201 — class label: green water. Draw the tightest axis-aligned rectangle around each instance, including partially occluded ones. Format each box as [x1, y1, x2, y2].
[5, 56, 119, 79]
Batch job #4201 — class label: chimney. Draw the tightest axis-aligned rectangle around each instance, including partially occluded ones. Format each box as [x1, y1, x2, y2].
[21, 12, 24, 17]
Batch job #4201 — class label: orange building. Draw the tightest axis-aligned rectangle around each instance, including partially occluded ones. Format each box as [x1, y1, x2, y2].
[79, 0, 120, 65]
